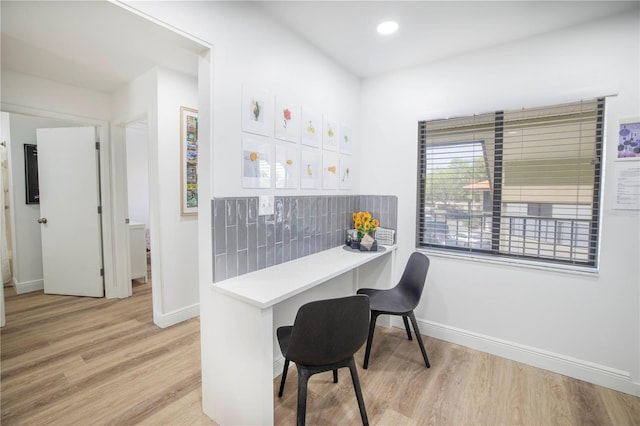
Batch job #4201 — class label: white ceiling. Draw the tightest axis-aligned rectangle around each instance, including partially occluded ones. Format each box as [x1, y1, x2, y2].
[1, 1, 205, 93]
[259, 0, 639, 78]
[1, 1, 637, 93]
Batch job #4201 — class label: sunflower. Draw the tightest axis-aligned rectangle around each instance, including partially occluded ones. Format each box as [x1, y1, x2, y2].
[352, 211, 380, 239]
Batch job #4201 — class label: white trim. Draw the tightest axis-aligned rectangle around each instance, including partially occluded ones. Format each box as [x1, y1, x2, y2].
[419, 247, 599, 277]
[13, 278, 44, 294]
[107, 123, 132, 299]
[153, 302, 200, 328]
[391, 317, 640, 397]
[111, 0, 212, 49]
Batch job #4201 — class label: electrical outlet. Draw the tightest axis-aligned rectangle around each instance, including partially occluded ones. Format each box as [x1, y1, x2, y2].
[258, 195, 275, 216]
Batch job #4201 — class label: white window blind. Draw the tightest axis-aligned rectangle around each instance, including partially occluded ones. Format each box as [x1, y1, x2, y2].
[417, 98, 604, 266]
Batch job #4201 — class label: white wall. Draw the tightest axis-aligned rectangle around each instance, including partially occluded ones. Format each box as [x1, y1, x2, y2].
[2, 71, 112, 121]
[207, 2, 362, 197]
[360, 12, 640, 395]
[113, 67, 200, 325]
[155, 68, 199, 318]
[125, 1, 362, 198]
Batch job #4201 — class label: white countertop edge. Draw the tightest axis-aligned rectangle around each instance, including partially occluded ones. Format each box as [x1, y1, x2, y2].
[211, 245, 397, 309]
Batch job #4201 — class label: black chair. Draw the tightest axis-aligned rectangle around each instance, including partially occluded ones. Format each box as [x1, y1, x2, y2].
[277, 295, 370, 426]
[357, 252, 431, 369]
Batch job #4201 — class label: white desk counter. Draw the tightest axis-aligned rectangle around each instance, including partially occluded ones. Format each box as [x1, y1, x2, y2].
[202, 244, 397, 425]
[212, 245, 396, 309]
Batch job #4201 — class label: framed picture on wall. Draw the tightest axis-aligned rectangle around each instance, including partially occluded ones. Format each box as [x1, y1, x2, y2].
[339, 156, 352, 189]
[340, 123, 353, 155]
[617, 120, 640, 160]
[275, 144, 299, 189]
[180, 106, 198, 216]
[242, 138, 272, 188]
[301, 108, 321, 148]
[300, 149, 321, 189]
[24, 144, 39, 204]
[322, 116, 339, 151]
[275, 97, 300, 143]
[322, 151, 339, 189]
[242, 86, 273, 137]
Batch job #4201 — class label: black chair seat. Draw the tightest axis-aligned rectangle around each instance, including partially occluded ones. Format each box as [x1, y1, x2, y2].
[357, 252, 431, 369]
[357, 287, 416, 314]
[277, 295, 370, 426]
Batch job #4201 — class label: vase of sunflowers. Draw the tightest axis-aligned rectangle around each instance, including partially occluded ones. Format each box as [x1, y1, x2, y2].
[352, 211, 380, 251]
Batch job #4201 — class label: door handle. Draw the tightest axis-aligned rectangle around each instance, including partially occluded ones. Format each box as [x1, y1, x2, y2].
[37, 218, 48, 224]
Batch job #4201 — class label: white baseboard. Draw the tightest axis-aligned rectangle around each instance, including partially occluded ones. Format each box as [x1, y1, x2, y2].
[393, 317, 639, 397]
[13, 278, 44, 294]
[154, 303, 200, 328]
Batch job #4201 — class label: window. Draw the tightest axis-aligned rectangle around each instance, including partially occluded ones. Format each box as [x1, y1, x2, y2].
[416, 98, 604, 267]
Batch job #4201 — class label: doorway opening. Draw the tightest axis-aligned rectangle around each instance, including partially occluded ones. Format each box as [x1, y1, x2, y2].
[125, 120, 151, 289]
[0, 113, 104, 297]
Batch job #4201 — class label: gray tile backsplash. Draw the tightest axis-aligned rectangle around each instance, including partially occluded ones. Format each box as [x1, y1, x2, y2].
[212, 195, 397, 282]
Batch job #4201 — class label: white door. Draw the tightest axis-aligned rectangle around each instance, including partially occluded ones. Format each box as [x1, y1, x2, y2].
[36, 127, 104, 297]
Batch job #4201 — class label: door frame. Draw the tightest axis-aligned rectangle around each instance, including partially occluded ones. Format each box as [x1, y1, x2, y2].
[0, 103, 126, 298]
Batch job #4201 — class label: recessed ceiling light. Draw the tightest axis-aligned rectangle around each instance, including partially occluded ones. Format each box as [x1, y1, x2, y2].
[377, 21, 398, 35]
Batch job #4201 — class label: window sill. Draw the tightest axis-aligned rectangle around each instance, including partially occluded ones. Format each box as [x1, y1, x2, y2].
[417, 247, 599, 277]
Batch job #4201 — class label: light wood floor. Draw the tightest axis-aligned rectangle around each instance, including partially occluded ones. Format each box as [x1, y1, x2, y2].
[2, 276, 639, 425]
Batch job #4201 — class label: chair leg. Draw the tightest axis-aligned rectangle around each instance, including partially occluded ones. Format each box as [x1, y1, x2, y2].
[278, 358, 290, 397]
[362, 312, 379, 369]
[296, 367, 312, 426]
[333, 369, 338, 383]
[402, 315, 413, 340]
[408, 311, 430, 368]
[347, 357, 369, 426]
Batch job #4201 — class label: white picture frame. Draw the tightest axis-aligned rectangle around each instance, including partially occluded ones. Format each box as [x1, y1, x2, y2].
[339, 156, 353, 189]
[340, 123, 353, 155]
[275, 144, 299, 189]
[300, 149, 321, 189]
[241, 86, 273, 137]
[301, 108, 321, 148]
[322, 116, 339, 151]
[242, 138, 272, 188]
[275, 97, 301, 143]
[322, 151, 339, 189]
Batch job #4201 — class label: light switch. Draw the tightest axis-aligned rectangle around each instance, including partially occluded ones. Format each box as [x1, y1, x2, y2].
[258, 195, 275, 216]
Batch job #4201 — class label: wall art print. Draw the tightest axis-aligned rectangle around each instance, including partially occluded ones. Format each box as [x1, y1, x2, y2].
[242, 138, 272, 188]
[275, 144, 299, 189]
[618, 121, 640, 159]
[241, 86, 273, 137]
[275, 97, 301, 143]
[339, 156, 352, 189]
[301, 108, 321, 148]
[322, 116, 339, 151]
[180, 106, 198, 215]
[322, 151, 339, 189]
[300, 150, 321, 189]
[340, 123, 352, 155]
